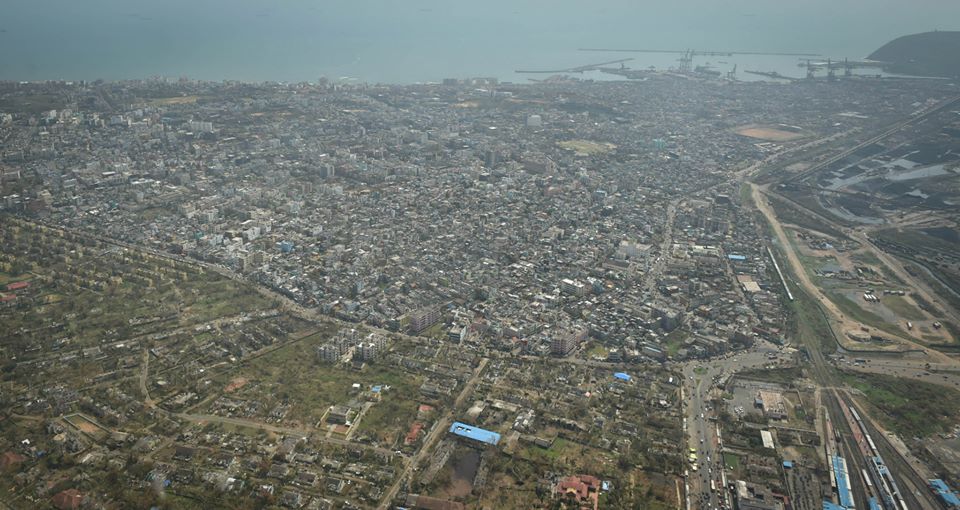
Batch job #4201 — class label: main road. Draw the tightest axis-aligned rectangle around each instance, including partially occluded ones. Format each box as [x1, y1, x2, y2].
[682, 340, 786, 510]
[377, 357, 489, 510]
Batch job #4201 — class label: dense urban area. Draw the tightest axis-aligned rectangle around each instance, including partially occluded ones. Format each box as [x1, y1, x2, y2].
[1, 68, 960, 510]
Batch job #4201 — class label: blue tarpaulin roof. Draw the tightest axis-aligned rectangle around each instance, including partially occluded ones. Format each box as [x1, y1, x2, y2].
[782, 461, 794, 468]
[727, 254, 747, 261]
[614, 372, 631, 381]
[449, 422, 501, 445]
[822, 501, 845, 510]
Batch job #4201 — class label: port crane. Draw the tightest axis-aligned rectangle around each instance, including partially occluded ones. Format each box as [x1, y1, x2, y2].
[579, 48, 820, 73]
[726, 64, 737, 81]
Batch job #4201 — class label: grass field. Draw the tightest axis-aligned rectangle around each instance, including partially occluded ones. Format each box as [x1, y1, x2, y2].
[841, 371, 960, 437]
[723, 452, 741, 472]
[558, 139, 616, 155]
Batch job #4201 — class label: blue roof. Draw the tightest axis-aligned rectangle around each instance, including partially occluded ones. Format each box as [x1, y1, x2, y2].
[371, 385, 382, 393]
[727, 254, 747, 261]
[822, 502, 845, 510]
[832, 455, 854, 509]
[930, 479, 960, 507]
[782, 460, 794, 468]
[868, 497, 881, 510]
[449, 422, 501, 445]
[614, 372, 631, 381]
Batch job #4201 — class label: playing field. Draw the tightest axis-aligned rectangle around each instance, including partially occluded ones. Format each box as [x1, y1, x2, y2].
[735, 125, 807, 141]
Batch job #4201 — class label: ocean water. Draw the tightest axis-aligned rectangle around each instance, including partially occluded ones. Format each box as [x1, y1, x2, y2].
[1, 0, 957, 84]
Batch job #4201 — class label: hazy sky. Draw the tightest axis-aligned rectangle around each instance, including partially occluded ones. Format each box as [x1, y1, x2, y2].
[2, 0, 958, 82]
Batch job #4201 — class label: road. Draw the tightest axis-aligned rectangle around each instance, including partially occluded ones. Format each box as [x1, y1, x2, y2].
[840, 356, 960, 389]
[140, 348, 155, 408]
[643, 200, 678, 295]
[751, 183, 944, 510]
[751, 183, 954, 363]
[377, 357, 488, 510]
[682, 340, 786, 509]
[767, 189, 960, 334]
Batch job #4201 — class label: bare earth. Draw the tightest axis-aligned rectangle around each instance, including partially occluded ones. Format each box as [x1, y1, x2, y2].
[736, 125, 806, 142]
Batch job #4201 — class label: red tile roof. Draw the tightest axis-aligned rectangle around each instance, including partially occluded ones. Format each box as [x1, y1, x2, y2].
[0, 451, 25, 470]
[405, 422, 424, 445]
[52, 488, 84, 510]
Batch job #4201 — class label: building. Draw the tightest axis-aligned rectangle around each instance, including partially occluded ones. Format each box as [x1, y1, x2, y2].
[354, 341, 378, 362]
[352, 333, 387, 362]
[408, 306, 441, 333]
[0, 451, 24, 470]
[555, 474, 601, 510]
[51, 489, 85, 510]
[327, 405, 354, 425]
[734, 480, 784, 510]
[449, 421, 500, 446]
[317, 343, 343, 363]
[758, 390, 787, 420]
[561, 278, 587, 297]
[551, 329, 586, 357]
[929, 479, 960, 509]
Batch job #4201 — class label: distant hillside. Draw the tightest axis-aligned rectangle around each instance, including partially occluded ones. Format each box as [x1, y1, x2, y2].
[869, 31, 960, 78]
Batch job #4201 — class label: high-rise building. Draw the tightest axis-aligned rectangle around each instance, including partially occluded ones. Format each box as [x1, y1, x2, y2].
[550, 330, 587, 356]
[408, 307, 441, 333]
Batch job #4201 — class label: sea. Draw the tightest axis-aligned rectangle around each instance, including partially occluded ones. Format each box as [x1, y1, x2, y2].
[1, 0, 957, 85]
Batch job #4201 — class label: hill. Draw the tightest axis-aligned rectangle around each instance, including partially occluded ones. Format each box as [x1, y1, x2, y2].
[869, 31, 960, 78]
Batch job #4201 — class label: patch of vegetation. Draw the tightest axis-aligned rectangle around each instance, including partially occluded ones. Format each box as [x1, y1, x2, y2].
[0, 94, 64, 114]
[882, 295, 927, 322]
[841, 371, 960, 437]
[723, 452, 741, 472]
[663, 329, 689, 357]
[740, 183, 754, 206]
[785, 278, 837, 354]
